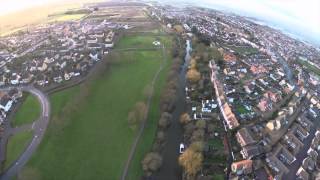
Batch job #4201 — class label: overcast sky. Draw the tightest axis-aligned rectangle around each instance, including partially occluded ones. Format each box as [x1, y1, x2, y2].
[1, 0, 320, 45]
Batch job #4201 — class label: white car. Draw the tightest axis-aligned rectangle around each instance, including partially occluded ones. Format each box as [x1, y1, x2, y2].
[179, 143, 185, 154]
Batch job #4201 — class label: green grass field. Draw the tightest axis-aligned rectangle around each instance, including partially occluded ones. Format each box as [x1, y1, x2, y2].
[5, 130, 33, 169]
[116, 35, 171, 49]
[22, 33, 172, 180]
[11, 94, 41, 127]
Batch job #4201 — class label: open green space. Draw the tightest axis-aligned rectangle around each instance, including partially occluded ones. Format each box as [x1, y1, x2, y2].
[225, 45, 259, 55]
[116, 34, 171, 49]
[297, 59, 320, 77]
[23, 33, 172, 180]
[11, 94, 41, 127]
[4, 130, 33, 169]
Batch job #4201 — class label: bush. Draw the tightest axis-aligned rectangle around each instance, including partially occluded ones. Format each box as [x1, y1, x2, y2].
[207, 123, 215, 134]
[184, 123, 196, 137]
[191, 129, 205, 142]
[195, 119, 206, 129]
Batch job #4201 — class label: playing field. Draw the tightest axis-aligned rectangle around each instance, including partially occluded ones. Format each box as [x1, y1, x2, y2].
[11, 94, 41, 127]
[21, 33, 172, 180]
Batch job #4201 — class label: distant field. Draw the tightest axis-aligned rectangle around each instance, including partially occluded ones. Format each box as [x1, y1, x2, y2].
[298, 59, 320, 77]
[47, 14, 86, 22]
[4, 130, 33, 170]
[0, 3, 83, 37]
[22, 33, 171, 180]
[11, 94, 41, 127]
[224, 44, 259, 55]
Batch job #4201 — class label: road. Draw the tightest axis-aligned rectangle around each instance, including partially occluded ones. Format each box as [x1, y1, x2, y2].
[0, 86, 50, 180]
[17, 38, 48, 58]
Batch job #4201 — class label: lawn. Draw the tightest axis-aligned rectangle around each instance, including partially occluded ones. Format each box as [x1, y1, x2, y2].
[208, 138, 224, 150]
[11, 94, 41, 127]
[23, 34, 171, 180]
[4, 130, 33, 169]
[116, 34, 171, 49]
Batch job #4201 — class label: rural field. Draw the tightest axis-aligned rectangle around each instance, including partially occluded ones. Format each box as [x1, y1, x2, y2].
[18, 33, 173, 180]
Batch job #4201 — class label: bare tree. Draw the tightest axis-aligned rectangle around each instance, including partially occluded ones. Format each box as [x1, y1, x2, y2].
[142, 152, 163, 176]
[179, 146, 203, 179]
[128, 101, 148, 129]
[180, 113, 191, 125]
[187, 69, 201, 83]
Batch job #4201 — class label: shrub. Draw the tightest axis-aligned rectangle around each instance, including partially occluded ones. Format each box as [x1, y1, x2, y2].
[195, 119, 206, 129]
[191, 129, 205, 142]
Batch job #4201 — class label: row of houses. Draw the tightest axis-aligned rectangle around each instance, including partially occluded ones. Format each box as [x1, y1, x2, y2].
[0, 89, 22, 126]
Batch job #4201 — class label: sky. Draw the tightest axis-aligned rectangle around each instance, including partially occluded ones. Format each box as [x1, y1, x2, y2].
[1, 0, 320, 46]
[0, 0, 60, 15]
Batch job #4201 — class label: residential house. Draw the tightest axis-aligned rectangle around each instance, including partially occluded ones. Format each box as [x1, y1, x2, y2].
[231, 159, 253, 175]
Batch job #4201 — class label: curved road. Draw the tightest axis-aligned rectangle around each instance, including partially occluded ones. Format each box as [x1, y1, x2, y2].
[0, 86, 50, 180]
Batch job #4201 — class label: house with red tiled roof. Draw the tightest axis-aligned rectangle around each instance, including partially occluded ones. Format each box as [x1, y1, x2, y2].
[231, 159, 253, 175]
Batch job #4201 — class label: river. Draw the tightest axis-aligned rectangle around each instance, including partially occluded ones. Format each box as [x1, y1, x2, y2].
[153, 40, 192, 179]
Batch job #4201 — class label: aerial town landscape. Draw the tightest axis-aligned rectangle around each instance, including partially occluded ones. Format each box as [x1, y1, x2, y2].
[0, 0, 319, 180]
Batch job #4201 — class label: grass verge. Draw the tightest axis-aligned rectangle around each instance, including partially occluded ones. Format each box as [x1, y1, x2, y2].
[5, 130, 33, 169]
